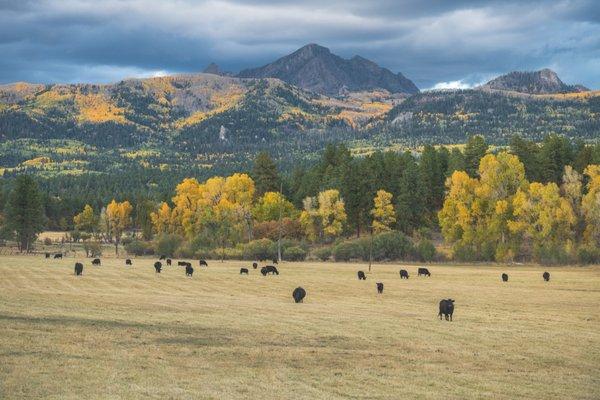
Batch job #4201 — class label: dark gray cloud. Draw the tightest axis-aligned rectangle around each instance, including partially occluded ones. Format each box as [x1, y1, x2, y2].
[0, 0, 598, 89]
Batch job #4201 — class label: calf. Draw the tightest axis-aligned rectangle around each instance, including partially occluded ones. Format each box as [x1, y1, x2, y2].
[543, 271, 550, 282]
[125, 259, 132, 265]
[45, 252, 50, 259]
[501, 273, 508, 282]
[92, 258, 101, 266]
[418, 267, 431, 277]
[357, 271, 366, 280]
[54, 253, 62, 259]
[185, 265, 194, 277]
[240, 268, 249, 275]
[399, 269, 409, 279]
[159, 255, 166, 260]
[177, 261, 188, 266]
[293, 287, 306, 303]
[166, 259, 172, 266]
[438, 299, 455, 321]
[272, 258, 278, 264]
[199, 260, 208, 267]
[376, 282, 384, 294]
[264, 265, 279, 275]
[74, 262, 83, 276]
[154, 261, 162, 273]
[252, 262, 258, 269]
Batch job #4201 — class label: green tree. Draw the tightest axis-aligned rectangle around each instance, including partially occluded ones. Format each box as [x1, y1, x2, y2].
[464, 135, 488, 177]
[73, 204, 98, 233]
[252, 152, 280, 197]
[4, 175, 46, 251]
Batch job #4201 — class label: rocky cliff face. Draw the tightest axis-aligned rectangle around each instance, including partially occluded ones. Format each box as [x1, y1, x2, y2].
[480, 69, 589, 94]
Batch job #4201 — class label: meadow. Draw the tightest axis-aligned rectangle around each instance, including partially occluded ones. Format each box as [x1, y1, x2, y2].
[0, 255, 599, 399]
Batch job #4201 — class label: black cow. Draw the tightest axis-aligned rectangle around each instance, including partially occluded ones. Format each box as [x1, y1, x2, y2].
[159, 255, 166, 260]
[177, 261, 188, 266]
[54, 253, 62, 259]
[418, 267, 431, 277]
[399, 269, 409, 279]
[543, 272, 550, 282]
[376, 282, 384, 294]
[74, 262, 83, 276]
[240, 268, 249, 275]
[438, 299, 455, 321]
[252, 262, 258, 269]
[199, 260, 208, 267]
[293, 287, 306, 303]
[501, 273, 508, 282]
[272, 258, 278, 264]
[154, 262, 162, 273]
[357, 271, 366, 280]
[45, 252, 50, 259]
[260, 267, 268, 276]
[125, 259, 132, 265]
[185, 265, 194, 277]
[166, 259, 172, 266]
[92, 258, 101, 266]
[264, 265, 279, 275]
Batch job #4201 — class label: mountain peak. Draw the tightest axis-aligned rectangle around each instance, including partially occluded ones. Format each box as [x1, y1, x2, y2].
[203, 63, 231, 76]
[238, 44, 419, 96]
[481, 69, 588, 94]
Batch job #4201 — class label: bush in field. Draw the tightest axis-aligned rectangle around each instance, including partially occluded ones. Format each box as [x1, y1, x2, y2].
[212, 247, 244, 260]
[242, 238, 276, 260]
[83, 241, 102, 257]
[313, 246, 332, 261]
[121, 236, 133, 246]
[154, 234, 183, 257]
[284, 246, 307, 261]
[371, 231, 414, 261]
[125, 240, 154, 256]
[577, 245, 600, 264]
[333, 240, 366, 261]
[175, 242, 197, 259]
[416, 239, 436, 262]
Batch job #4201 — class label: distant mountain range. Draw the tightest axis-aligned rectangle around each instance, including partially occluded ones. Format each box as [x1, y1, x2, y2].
[479, 68, 589, 94]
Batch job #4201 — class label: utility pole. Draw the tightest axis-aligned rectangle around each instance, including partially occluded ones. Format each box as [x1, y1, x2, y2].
[277, 182, 283, 263]
[368, 226, 373, 272]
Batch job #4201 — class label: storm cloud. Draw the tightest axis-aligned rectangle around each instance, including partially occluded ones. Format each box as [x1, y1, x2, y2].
[0, 0, 598, 89]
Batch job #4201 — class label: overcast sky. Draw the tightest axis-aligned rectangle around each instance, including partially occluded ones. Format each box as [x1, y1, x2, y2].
[1, 0, 599, 89]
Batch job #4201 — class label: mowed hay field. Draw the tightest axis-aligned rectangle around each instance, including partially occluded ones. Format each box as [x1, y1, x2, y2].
[0, 256, 599, 400]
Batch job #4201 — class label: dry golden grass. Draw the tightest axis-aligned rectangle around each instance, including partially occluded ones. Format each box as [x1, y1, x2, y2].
[0, 256, 599, 399]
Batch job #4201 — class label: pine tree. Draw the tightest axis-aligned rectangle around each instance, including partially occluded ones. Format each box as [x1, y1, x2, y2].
[4, 175, 46, 251]
[252, 152, 280, 197]
[464, 135, 488, 177]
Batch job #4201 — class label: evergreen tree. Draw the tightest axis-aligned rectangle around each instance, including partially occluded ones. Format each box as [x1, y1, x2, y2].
[539, 134, 573, 184]
[252, 152, 280, 196]
[4, 175, 46, 251]
[464, 135, 488, 177]
[447, 148, 466, 176]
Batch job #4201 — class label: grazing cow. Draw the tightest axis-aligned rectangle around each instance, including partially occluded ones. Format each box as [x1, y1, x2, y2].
[125, 259, 132, 265]
[74, 262, 83, 276]
[199, 260, 208, 267]
[260, 267, 268, 276]
[501, 273, 508, 282]
[376, 282, 384, 294]
[159, 255, 166, 260]
[177, 261, 187, 266]
[399, 269, 409, 279]
[240, 268, 249, 275]
[438, 299, 455, 321]
[185, 265, 194, 277]
[357, 271, 366, 280]
[166, 259, 172, 266]
[264, 265, 279, 275]
[543, 272, 550, 282]
[92, 258, 101, 266]
[154, 262, 162, 273]
[418, 267, 431, 277]
[293, 287, 306, 303]
[272, 258, 279, 264]
[252, 262, 258, 269]
[54, 253, 62, 259]
[45, 252, 50, 259]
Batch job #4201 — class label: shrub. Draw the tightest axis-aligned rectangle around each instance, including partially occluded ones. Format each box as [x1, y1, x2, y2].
[313, 246, 332, 261]
[175, 241, 197, 259]
[284, 246, 307, 261]
[333, 240, 366, 261]
[125, 240, 153, 256]
[416, 240, 436, 262]
[534, 244, 571, 265]
[242, 238, 276, 260]
[83, 241, 102, 257]
[43, 237, 52, 246]
[121, 236, 133, 246]
[212, 247, 243, 260]
[371, 231, 414, 261]
[154, 234, 184, 257]
[577, 245, 600, 264]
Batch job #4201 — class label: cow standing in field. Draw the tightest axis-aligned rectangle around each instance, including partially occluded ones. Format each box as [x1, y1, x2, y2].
[74, 262, 83, 276]
[357, 271, 366, 280]
[293, 287, 306, 303]
[265, 265, 279, 275]
[543, 272, 550, 282]
[502, 273, 508, 282]
[92, 258, 101, 266]
[45, 252, 50, 259]
[418, 267, 431, 277]
[272, 258, 278, 264]
[154, 262, 162, 273]
[376, 282, 384, 294]
[177, 261, 188, 266]
[166, 259, 172, 266]
[199, 260, 208, 267]
[252, 262, 258, 269]
[399, 269, 409, 279]
[185, 265, 194, 277]
[54, 253, 62, 259]
[159, 255, 166, 260]
[438, 299, 455, 321]
[240, 268, 249, 275]
[125, 259, 132, 266]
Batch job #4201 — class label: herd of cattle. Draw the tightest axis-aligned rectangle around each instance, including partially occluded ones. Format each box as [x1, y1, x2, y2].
[47, 252, 553, 321]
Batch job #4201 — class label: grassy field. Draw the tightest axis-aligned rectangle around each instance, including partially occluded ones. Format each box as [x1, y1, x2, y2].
[0, 256, 599, 399]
